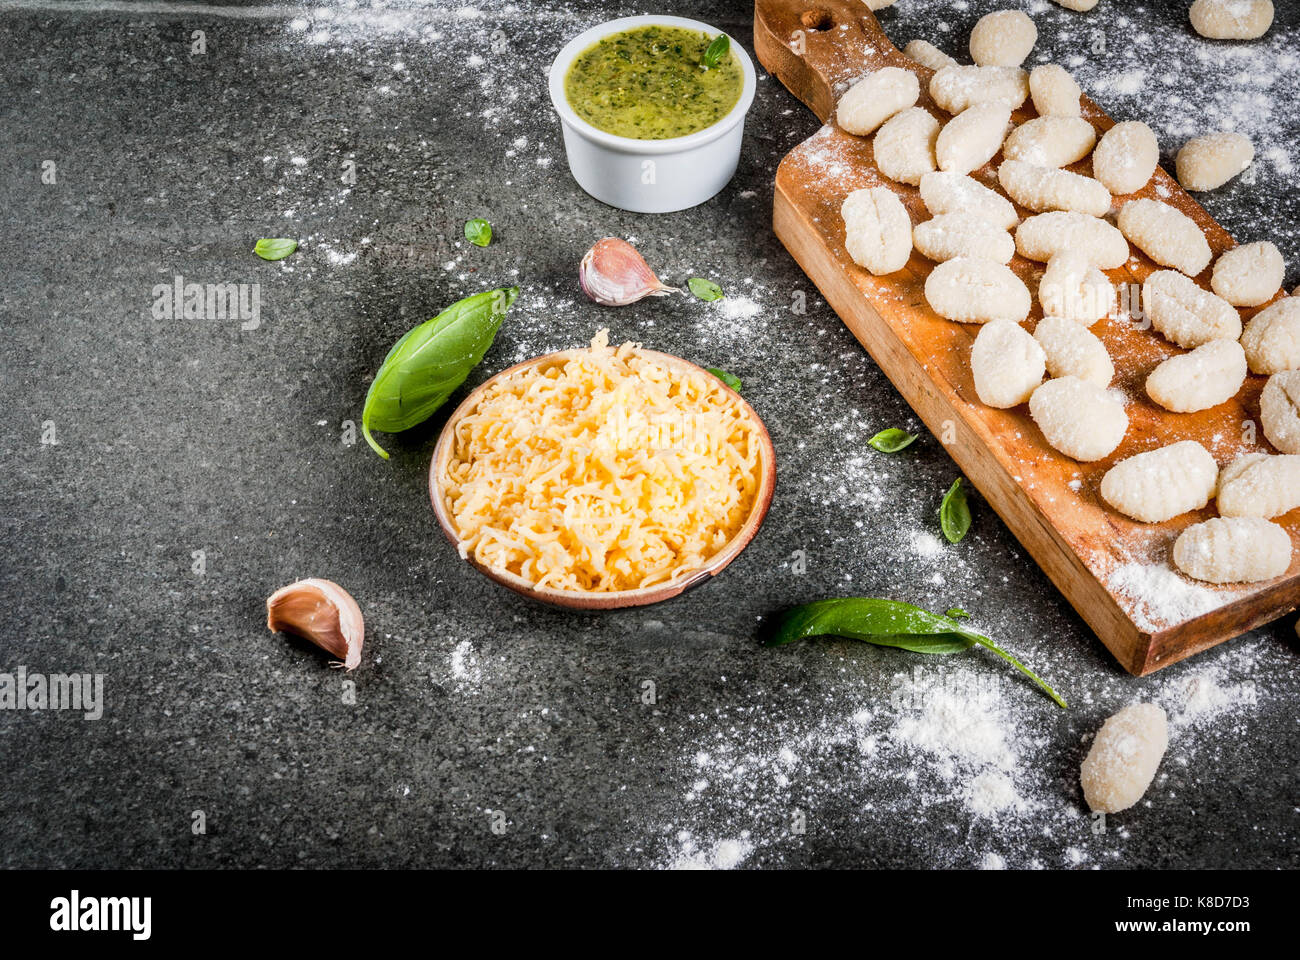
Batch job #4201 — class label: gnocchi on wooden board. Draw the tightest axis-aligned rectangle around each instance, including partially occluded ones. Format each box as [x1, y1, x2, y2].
[829, 2, 1299, 590]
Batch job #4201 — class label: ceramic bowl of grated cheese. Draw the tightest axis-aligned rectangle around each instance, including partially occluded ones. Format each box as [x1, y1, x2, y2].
[429, 331, 775, 609]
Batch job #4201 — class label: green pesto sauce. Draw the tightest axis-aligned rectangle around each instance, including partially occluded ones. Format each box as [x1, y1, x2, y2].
[564, 26, 743, 140]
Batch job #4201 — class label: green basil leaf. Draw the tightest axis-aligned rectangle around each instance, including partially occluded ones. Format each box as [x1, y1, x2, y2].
[763, 597, 1066, 708]
[706, 367, 742, 392]
[361, 286, 519, 459]
[701, 33, 730, 69]
[945, 607, 971, 621]
[254, 238, 298, 261]
[464, 218, 493, 247]
[939, 478, 971, 544]
[688, 277, 725, 302]
[868, 428, 918, 453]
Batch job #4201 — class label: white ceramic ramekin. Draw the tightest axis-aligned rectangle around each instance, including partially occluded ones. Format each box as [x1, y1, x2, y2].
[547, 15, 757, 214]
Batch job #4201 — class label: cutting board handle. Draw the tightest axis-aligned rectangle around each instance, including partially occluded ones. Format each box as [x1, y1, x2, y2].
[753, 0, 904, 124]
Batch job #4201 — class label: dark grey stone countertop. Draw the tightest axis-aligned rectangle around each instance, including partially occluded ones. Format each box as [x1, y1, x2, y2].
[1, 0, 1296, 869]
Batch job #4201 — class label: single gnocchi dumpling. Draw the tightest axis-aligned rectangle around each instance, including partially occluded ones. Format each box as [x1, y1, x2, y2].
[838, 67, 921, 137]
[971, 319, 1045, 408]
[1028, 64, 1081, 117]
[1240, 296, 1300, 375]
[1002, 116, 1096, 168]
[1029, 376, 1128, 461]
[914, 213, 1015, 264]
[925, 256, 1032, 323]
[1217, 452, 1300, 519]
[1035, 315, 1114, 386]
[1091, 120, 1160, 196]
[903, 39, 958, 72]
[1260, 371, 1300, 454]
[1142, 271, 1242, 348]
[969, 10, 1037, 67]
[1176, 132, 1254, 192]
[1145, 339, 1247, 413]
[1118, 199, 1213, 277]
[1053, 0, 1100, 10]
[1210, 241, 1285, 307]
[1038, 251, 1114, 324]
[919, 171, 1019, 231]
[841, 186, 913, 276]
[929, 65, 1029, 114]
[1016, 211, 1129, 270]
[873, 107, 940, 186]
[998, 160, 1111, 217]
[1189, 0, 1274, 40]
[1100, 441, 1217, 523]
[936, 102, 1012, 175]
[1174, 516, 1291, 584]
[1080, 703, 1168, 814]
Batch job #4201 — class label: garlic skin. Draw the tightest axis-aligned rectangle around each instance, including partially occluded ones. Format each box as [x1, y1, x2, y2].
[266, 578, 364, 671]
[579, 237, 679, 306]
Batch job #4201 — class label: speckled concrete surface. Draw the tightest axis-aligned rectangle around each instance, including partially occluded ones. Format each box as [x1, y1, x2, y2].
[1, 0, 1297, 869]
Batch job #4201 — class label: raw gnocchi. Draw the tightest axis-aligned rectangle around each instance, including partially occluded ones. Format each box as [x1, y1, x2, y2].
[914, 213, 1015, 264]
[969, 10, 1037, 68]
[919, 171, 1019, 231]
[1028, 64, 1081, 117]
[841, 187, 913, 276]
[1145, 339, 1247, 413]
[904, 39, 958, 72]
[1099, 441, 1217, 523]
[1240, 297, 1300, 374]
[873, 107, 940, 186]
[1260, 371, 1300, 454]
[1091, 120, 1159, 196]
[1174, 517, 1291, 584]
[1217, 453, 1300, 519]
[1053, 0, 1100, 10]
[1034, 316, 1113, 386]
[838, 67, 921, 137]
[929, 65, 1029, 114]
[936, 102, 1011, 175]
[1016, 212, 1129, 270]
[1038, 251, 1114, 324]
[1189, 0, 1274, 40]
[998, 160, 1110, 217]
[925, 257, 1032, 323]
[972, 319, 1045, 407]
[1002, 116, 1096, 168]
[1210, 241, 1284, 307]
[1142, 271, 1242, 348]
[1029, 376, 1128, 461]
[1080, 703, 1168, 815]
[1118, 200, 1212, 276]
[1175, 132, 1254, 192]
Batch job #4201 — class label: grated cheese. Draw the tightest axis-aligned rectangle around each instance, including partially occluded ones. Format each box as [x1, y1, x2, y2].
[440, 330, 764, 592]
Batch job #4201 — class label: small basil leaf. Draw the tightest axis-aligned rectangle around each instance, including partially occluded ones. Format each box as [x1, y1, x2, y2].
[464, 218, 493, 247]
[688, 277, 725, 302]
[868, 428, 918, 453]
[255, 238, 298, 261]
[361, 286, 519, 459]
[763, 597, 1066, 708]
[945, 607, 971, 621]
[706, 367, 742, 392]
[940, 478, 971, 544]
[701, 33, 730, 69]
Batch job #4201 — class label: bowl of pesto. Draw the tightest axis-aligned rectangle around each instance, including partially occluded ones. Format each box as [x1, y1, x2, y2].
[548, 16, 757, 213]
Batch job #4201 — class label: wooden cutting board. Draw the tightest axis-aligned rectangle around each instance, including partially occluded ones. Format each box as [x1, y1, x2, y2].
[754, 0, 1299, 675]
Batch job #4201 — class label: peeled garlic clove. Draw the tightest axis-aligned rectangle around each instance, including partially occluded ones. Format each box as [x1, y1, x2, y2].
[266, 578, 364, 671]
[579, 237, 680, 306]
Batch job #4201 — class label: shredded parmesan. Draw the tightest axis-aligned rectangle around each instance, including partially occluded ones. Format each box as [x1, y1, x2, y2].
[440, 330, 764, 592]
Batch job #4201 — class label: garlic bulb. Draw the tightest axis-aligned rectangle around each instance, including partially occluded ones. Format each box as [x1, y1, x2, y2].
[266, 578, 364, 671]
[579, 237, 680, 306]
